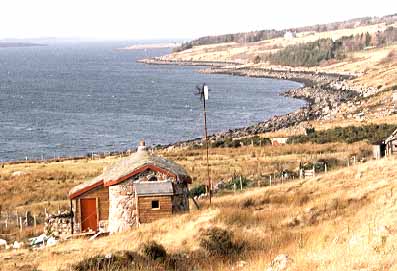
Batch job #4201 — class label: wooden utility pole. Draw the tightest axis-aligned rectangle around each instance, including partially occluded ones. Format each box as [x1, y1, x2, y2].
[195, 84, 212, 204]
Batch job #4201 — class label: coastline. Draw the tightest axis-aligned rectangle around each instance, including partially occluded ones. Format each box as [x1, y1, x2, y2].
[144, 59, 371, 148]
[2, 58, 375, 164]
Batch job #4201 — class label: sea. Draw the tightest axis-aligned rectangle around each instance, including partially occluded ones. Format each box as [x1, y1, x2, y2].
[0, 42, 305, 161]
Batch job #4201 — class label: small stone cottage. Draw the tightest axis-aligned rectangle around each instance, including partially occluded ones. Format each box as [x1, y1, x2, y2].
[68, 141, 191, 234]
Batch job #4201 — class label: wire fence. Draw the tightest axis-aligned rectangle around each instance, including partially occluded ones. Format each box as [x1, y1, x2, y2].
[0, 209, 45, 239]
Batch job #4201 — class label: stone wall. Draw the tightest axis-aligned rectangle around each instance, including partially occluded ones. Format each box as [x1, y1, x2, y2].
[44, 211, 72, 238]
[108, 180, 137, 233]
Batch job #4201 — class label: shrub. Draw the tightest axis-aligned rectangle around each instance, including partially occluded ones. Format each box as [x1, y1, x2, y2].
[241, 198, 255, 208]
[142, 241, 167, 261]
[288, 124, 397, 145]
[190, 184, 207, 197]
[210, 136, 270, 149]
[200, 227, 244, 256]
[253, 55, 261, 64]
[224, 175, 251, 189]
[72, 251, 149, 271]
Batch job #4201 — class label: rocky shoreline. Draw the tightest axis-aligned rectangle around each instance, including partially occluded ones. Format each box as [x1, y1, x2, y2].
[154, 62, 378, 147]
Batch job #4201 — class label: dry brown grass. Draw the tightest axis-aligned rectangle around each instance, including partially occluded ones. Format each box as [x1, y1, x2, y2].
[2, 149, 397, 270]
[0, 142, 367, 213]
[162, 142, 370, 184]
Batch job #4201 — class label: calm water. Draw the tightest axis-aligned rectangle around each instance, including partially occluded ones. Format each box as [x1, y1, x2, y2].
[0, 42, 304, 161]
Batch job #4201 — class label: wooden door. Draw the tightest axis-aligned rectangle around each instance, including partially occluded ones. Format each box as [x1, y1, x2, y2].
[80, 198, 98, 232]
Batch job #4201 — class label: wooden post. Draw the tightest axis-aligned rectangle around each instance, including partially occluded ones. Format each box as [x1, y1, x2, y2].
[324, 163, 328, 173]
[19, 217, 23, 232]
[5, 211, 8, 229]
[33, 215, 37, 234]
[70, 200, 74, 235]
[353, 156, 356, 164]
[269, 175, 272, 186]
[233, 183, 236, 193]
[239, 176, 243, 191]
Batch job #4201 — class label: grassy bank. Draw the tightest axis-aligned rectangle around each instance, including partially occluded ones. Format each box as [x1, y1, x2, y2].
[1, 154, 397, 270]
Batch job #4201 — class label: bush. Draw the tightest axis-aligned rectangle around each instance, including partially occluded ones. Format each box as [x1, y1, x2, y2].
[142, 241, 167, 261]
[72, 251, 150, 271]
[288, 124, 397, 145]
[200, 227, 244, 256]
[190, 184, 207, 197]
[210, 136, 271, 149]
[224, 176, 251, 190]
[241, 198, 255, 208]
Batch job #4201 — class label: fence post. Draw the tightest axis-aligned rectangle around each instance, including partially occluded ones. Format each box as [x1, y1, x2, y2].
[313, 166, 316, 177]
[239, 176, 243, 191]
[269, 175, 272, 186]
[33, 215, 37, 234]
[19, 217, 23, 232]
[233, 183, 236, 193]
[324, 163, 328, 173]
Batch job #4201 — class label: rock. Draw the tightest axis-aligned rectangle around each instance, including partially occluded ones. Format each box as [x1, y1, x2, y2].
[355, 171, 363, 179]
[0, 239, 7, 248]
[46, 237, 58, 247]
[12, 241, 24, 249]
[266, 254, 292, 271]
[11, 171, 26, 177]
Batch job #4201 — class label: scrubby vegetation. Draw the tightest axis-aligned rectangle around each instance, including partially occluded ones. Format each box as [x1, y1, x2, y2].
[173, 30, 284, 52]
[141, 241, 167, 261]
[209, 136, 271, 149]
[266, 27, 397, 66]
[173, 14, 397, 51]
[288, 124, 397, 144]
[200, 227, 244, 256]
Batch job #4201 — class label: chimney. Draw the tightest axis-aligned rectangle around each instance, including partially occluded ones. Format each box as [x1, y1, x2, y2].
[137, 140, 147, 152]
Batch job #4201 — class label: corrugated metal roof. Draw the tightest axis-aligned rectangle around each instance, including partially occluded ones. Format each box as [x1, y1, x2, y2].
[134, 181, 174, 196]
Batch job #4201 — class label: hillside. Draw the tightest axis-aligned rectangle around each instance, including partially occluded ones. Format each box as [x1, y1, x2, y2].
[147, 18, 397, 140]
[2, 155, 397, 270]
[174, 13, 397, 51]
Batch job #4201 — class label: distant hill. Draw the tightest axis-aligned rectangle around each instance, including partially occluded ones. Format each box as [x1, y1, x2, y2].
[0, 42, 46, 48]
[174, 13, 397, 52]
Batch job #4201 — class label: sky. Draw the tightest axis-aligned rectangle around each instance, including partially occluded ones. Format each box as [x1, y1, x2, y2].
[1, 0, 396, 41]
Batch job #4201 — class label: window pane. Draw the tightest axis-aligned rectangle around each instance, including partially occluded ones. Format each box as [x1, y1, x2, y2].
[152, 200, 159, 209]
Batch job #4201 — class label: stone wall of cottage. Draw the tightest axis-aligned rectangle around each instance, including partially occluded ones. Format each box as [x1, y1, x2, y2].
[108, 179, 136, 233]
